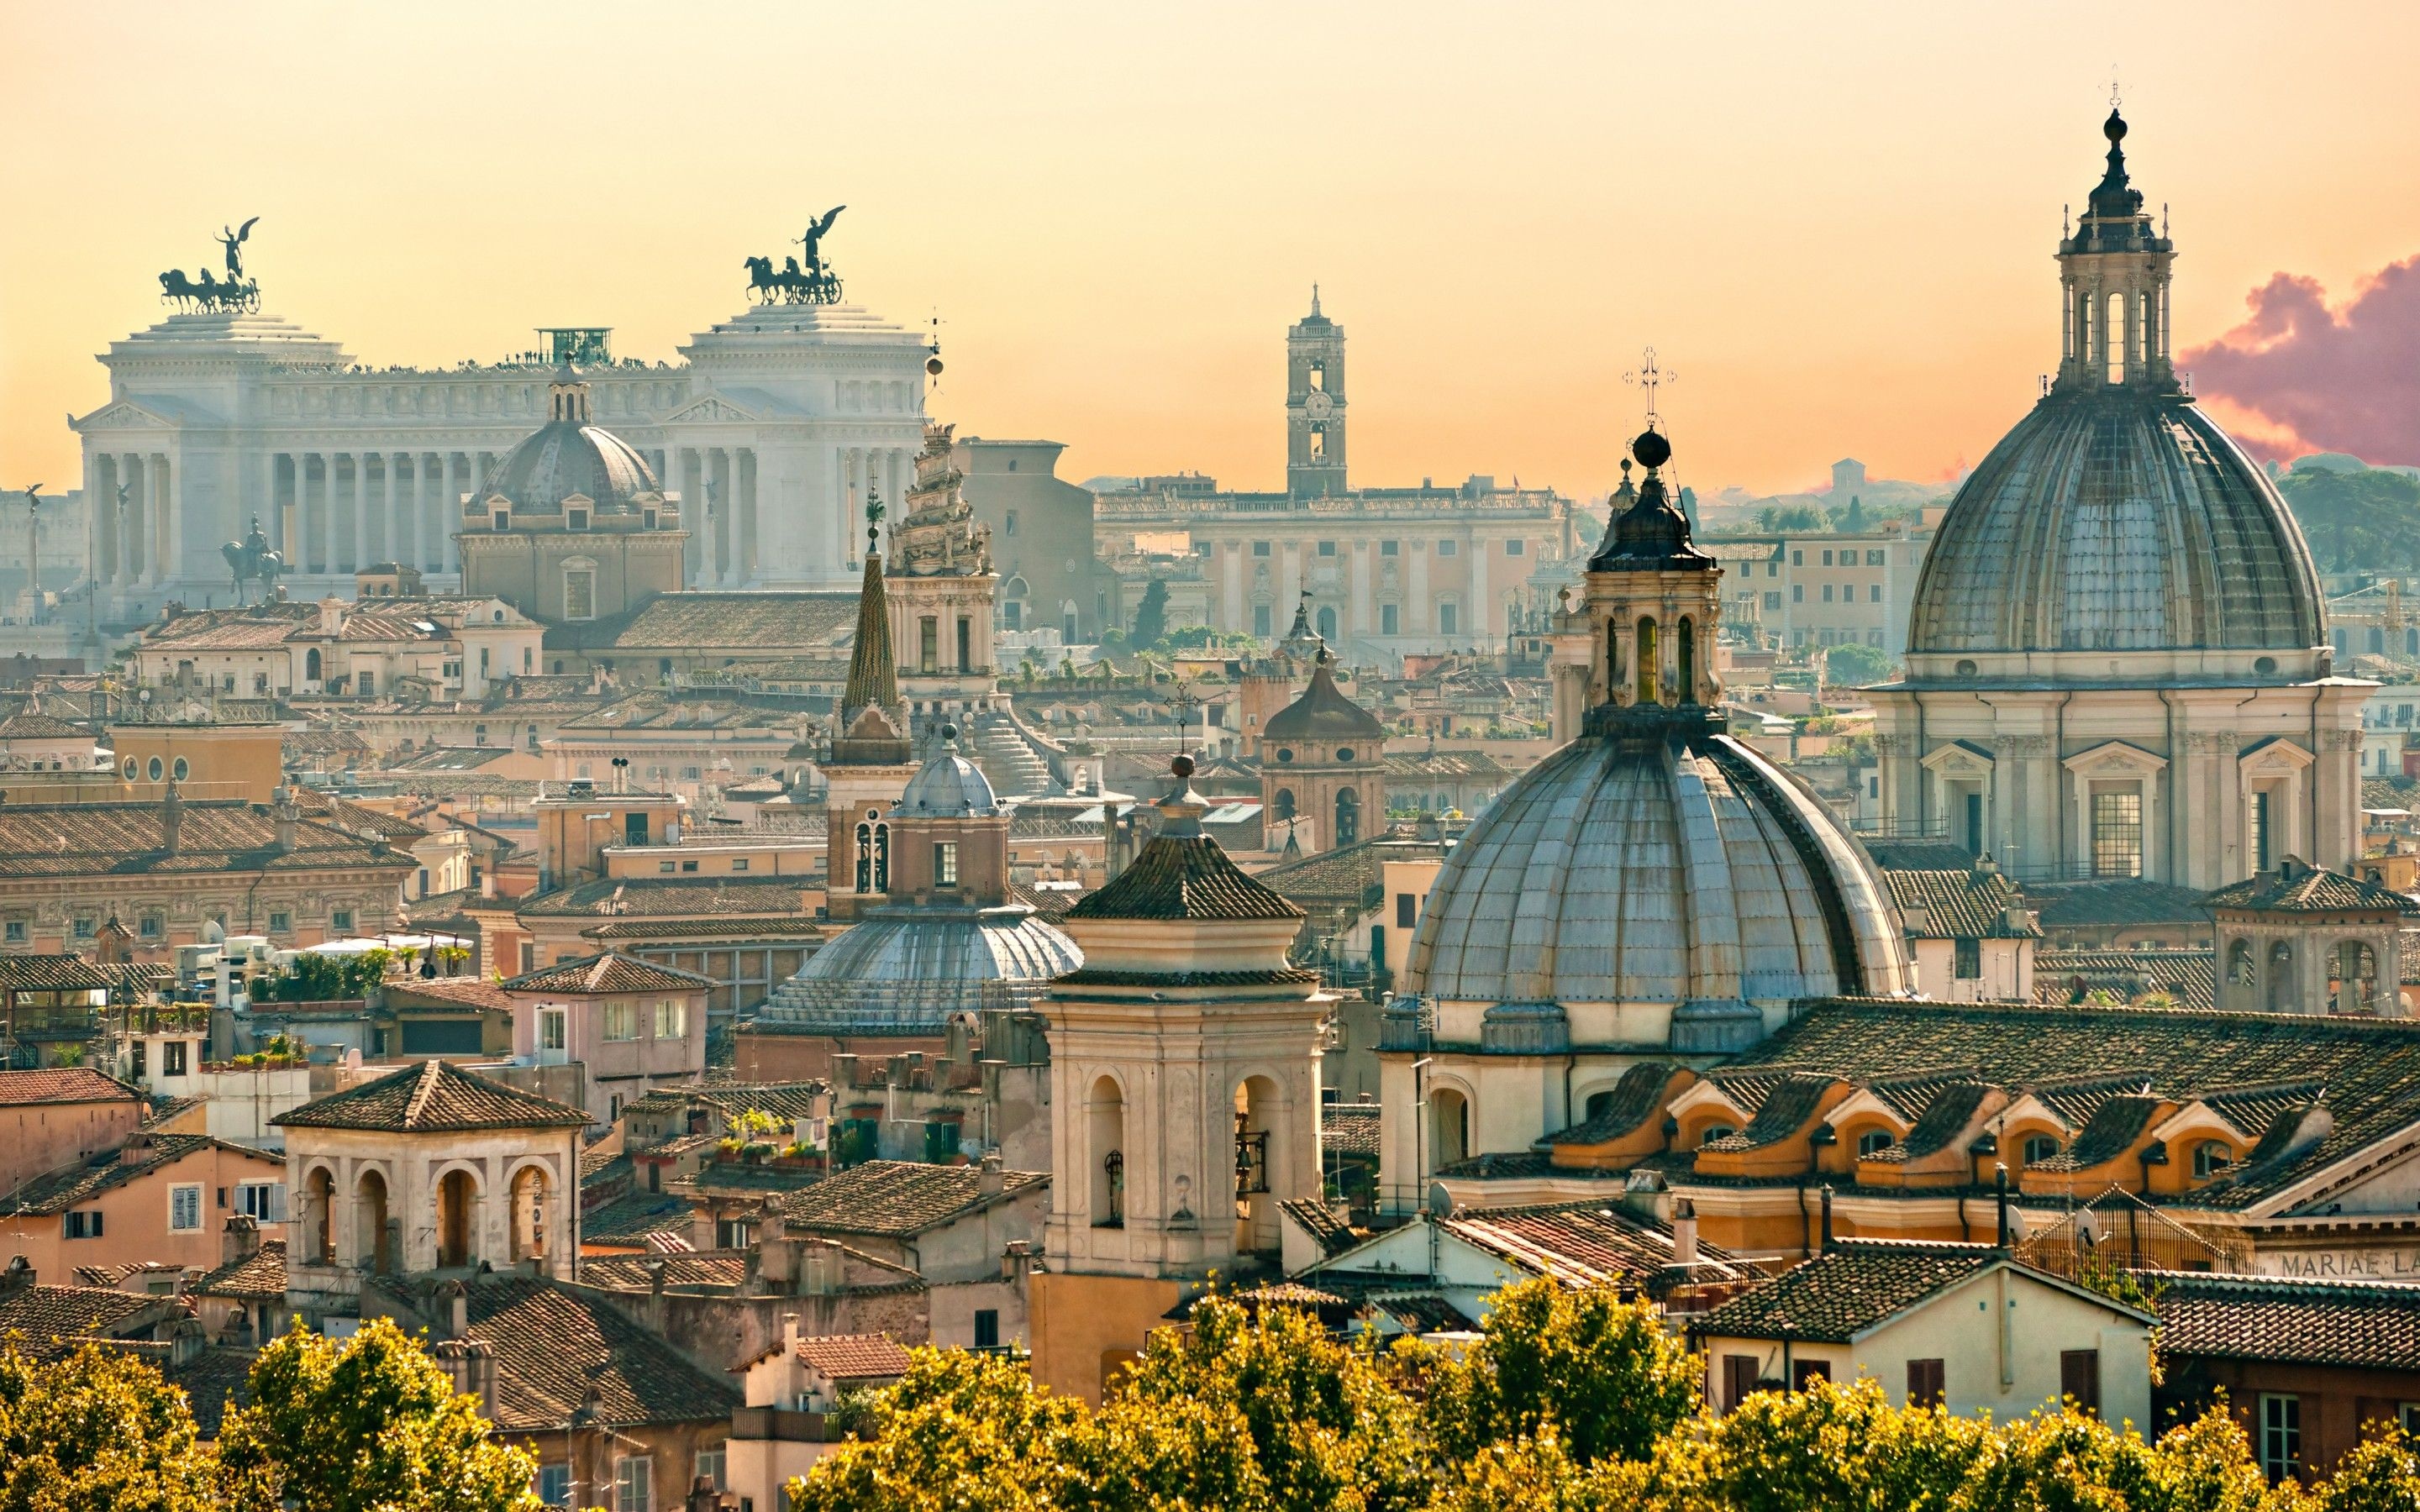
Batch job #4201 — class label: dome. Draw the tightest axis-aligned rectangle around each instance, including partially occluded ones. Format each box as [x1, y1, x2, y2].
[754, 908, 1082, 1037]
[1405, 732, 1912, 1050]
[1906, 390, 2323, 655]
[1263, 652, 1384, 743]
[896, 727, 998, 817]
[478, 370, 661, 513]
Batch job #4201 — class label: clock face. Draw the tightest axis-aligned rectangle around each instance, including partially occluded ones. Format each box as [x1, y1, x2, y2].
[1302, 391, 1334, 419]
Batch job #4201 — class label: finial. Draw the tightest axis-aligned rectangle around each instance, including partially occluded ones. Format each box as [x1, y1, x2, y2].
[1632, 428, 1672, 472]
[1623, 347, 1676, 433]
[2110, 68, 2122, 112]
[1310, 283, 1321, 317]
[1172, 753, 1195, 780]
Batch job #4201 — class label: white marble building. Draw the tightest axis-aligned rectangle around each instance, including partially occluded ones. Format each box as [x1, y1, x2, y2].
[71, 298, 931, 620]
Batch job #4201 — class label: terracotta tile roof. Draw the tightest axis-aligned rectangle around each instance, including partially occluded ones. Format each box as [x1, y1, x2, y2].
[0, 954, 113, 990]
[1067, 834, 1302, 923]
[2205, 864, 2420, 916]
[382, 976, 516, 1013]
[516, 878, 815, 918]
[2034, 948, 2217, 1011]
[581, 1191, 699, 1244]
[1280, 1198, 1360, 1257]
[555, 696, 790, 735]
[0, 800, 411, 879]
[503, 952, 718, 995]
[794, 1332, 912, 1381]
[625, 1082, 828, 1126]
[2028, 879, 2213, 930]
[1887, 1082, 1994, 1160]
[295, 794, 435, 843]
[2150, 1271, 2420, 1371]
[1693, 1240, 2018, 1343]
[1859, 838, 1984, 870]
[581, 916, 825, 942]
[274, 1060, 588, 1133]
[1442, 1199, 1751, 1289]
[1549, 1061, 1681, 1145]
[2027, 1095, 2164, 1172]
[140, 604, 315, 649]
[0, 1067, 142, 1108]
[0, 1134, 277, 1216]
[1365, 1292, 1477, 1333]
[0, 711, 90, 740]
[1702, 1074, 1837, 1152]
[1882, 868, 2040, 939]
[1322, 1103, 1381, 1157]
[454, 1276, 741, 1430]
[771, 1158, 1046, 1239]
[192, 1240, 287, 1301]
[0, 1284, 176, 1359]
[578, 1252, 747, 1292]
[1725, 999, 2420, 1211]
[546, 591, 857, 653]
[1383, 750, 1512, 779]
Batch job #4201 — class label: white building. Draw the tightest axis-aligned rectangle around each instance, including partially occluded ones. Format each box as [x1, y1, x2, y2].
[71, 278, 930, 621]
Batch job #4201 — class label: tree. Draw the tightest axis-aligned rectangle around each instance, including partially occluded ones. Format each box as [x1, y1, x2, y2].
[1423, 1278, 1701, 1469]
[1822, 642, 1895, 688]
[2277, 465, 2420, 575]
[1131, 579, 1170, 648]
[0, 1341, 219, 1512]
[788, 1347, 1086, 1512]
[216, 1318, 539, 1512]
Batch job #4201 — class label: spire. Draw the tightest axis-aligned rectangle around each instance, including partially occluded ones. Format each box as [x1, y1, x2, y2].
[2086, 107, 2144, 224]
[1309, 283, 1321, 318]
[841, 542, 897, 721]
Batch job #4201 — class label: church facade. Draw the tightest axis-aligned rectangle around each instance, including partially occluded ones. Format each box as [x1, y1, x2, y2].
[1868, 109, 2367, 889]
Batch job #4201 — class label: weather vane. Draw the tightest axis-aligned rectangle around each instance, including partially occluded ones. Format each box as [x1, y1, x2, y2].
[1623, 347, 1676, 430]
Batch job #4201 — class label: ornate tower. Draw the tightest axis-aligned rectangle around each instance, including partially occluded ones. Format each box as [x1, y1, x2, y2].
[1260, 647, 1387, 854]
[1285, 288, 1348, 497]
[886, 422, 1000, 735]
[1029, 755, 1330, 1403]
[2054, 108, 2177, 393]
[1570, 429, 1723, 732]
[823, 505, 918, 921]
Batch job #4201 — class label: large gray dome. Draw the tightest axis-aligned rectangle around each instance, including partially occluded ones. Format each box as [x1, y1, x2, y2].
[478, 374, 661, 514]
[753, 908, 1081, 1037]
[1907, 390, 2323, 655]
[1406, 732, 1910, 1041]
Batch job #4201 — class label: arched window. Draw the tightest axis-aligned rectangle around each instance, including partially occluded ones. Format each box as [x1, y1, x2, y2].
[508, 1165, 550, 1264]
[1606, 619, 1622, 701]
[306, 1166, 335, 1264]
[2267, 942, 2295, 1013]
[1271, 787, 1296, 822]
[1235, 1077, 1281, 1255]
[1582, 1089, 1616, 1123]
[1856, 1129, 1894, 1158]
[2192, 1140, 2233, 1181]
[1429, 1088, 1469, 1171]
[355, 1168, 391, 1275]
[1676, 616, 1697, 705]
[1089, 1076, 1125, 1228]
[2333, 939, 2380, 1016]
[436, 1168, 477, 1268]
[2227, 938, 2256, 988]
[1636, 618, 1659, 705]
[854, 821, 874, 893]
[871, 822, 892, 892]
[2022, 1134, 2062, 1166]
[1316, 606, 1337, 640]
[1697, 1123, 1735, 1147]
[1335, 787, 1360, 846]
[304, 648, 323, 682]
[2106, 291, 2126, 382]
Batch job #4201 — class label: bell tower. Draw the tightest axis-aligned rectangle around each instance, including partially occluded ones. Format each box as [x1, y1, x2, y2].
[1569, 428, 1724, 738]
[1285, 288, 1348, 496]
[2053, 105, 2177, 393]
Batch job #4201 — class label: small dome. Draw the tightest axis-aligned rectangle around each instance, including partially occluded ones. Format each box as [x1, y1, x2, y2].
[1263, 653, 1384, 742]
[477, 372, 661, 513]
[896, 727, 998, 817]
[754, 909, 1082, 1037]
[1907, 391, 2323, 655]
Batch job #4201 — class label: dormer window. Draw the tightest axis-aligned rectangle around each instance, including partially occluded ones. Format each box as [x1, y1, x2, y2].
[492, 508, 511, 532]
[643, 508, 658, 530]
[568, 508, 589, 531]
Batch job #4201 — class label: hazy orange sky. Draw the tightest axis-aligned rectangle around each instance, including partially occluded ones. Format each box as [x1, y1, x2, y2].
[6, 3, 2420, 501]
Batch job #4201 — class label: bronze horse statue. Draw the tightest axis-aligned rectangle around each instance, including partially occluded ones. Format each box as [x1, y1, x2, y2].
[160, 267, 260, 314]
[221, 517, 284, 603]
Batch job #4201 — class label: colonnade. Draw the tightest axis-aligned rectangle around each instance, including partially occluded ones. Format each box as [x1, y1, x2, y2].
[273, 450, 491, 578]
[90, 451, 176, 588]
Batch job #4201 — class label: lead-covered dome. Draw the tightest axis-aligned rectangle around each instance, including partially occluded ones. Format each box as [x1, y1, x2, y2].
[755, 909, 1081, 1036]
[1907, 391, 2323, 654]
[476, 367, 661, 513]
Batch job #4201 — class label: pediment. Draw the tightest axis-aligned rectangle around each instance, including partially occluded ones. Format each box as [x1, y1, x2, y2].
[74, 398, 178, 433]
[2239, 737, 2315, 774]
[2061, 739, 2168, 776]
[1922, 739, 1996, 776]
[661, 391, 763, 426]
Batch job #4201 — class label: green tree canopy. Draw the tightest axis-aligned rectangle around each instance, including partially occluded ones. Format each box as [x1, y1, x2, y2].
[1822, 642, 1896, 688]
[0, 1342, 219, 1512]
[2277, 465, 2420, 574]
[1130, 578, 1171, 648]
[1422, 1279, 1700, 1469]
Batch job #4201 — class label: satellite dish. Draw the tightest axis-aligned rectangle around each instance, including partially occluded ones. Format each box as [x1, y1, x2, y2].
[1427, 1182, 1455, 1217]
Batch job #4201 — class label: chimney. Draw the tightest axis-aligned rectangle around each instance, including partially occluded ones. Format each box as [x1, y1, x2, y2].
[1994, 1163, 2011, 1249]
[1001, 1239, 1031, 1283]
[978, 1150, 1005, 1196]
[464, 1339, 497, 1419]
[168, 1315, 207, 1368]
[1670, 1197, 1699, 1266]
[782, 1312, 802, 1355]
[222, 1213, 261, 1267]
[273, 785, 299, 853]
[160, 780, 184, 856]
[0, 1255, 32, 1299]
[445, 1279, 468, 1339]
[1818, 1184, 1834, 1251]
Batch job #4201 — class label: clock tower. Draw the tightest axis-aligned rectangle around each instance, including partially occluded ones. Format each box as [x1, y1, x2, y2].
[1286, 287, 1348, 497]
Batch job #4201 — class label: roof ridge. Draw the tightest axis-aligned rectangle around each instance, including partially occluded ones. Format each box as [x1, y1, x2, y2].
[403, 1061, 445, 1126]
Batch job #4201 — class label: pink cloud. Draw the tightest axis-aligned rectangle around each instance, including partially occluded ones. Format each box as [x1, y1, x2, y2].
[2181, 256, 2420, 465]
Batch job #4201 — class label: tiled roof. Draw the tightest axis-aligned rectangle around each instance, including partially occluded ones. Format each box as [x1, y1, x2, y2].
[383, 976, 517, 1013]
[579, 1252, 749, 1292]
[1882, 868, 2039, 939]
[1365, 1292, 1477, 1333]
[2028, 879, 2213, 929]
[0, 954, 114, 990]
[1067, 835, 1302, 923]
[581, 916, 825, 942]
[502, 952, 718, 995]
[794, 1332, 913, 1381]
[1443, 1199, 1750, 1289]
[2034, 948, 2217, 1011]
[1323, 1104, 1381, 1157]
[455, 1275, 741, 1430]
[274, 1060, 587, 1132]
[1383, 750, 1512, 779]
[771, 1158, 1046, 1238]
[1726, 999, 2420, 1210]
[1859, 838, 1981, 870]
[581, 1191, 699, 1244]
[192, 1240, 287, 1300]
[1280, 1198, 1360, 1257]
[0, 1067, 141, 1108]
[0, 1284, 170, 1359]
[1549, 1061, 1680, 1145]
[1702, 1074, 1837, 1152]
[516, 878, 814, 918]
[555, 696, 790, 735]
[547, 591, 857, 653]
[2150, 1271, 2420, 1370]
[1885, 1082, 1994, 1161]
[0, 800, 411, 879]
[0, 711, 90, 740]
[0, 1134, 276, 1216]
[2028, 1095, 2162, 1171]
[1255, 836, 1393, 908]
[1693, 1240, 2010, 1343]
[2205, 864, 2419, 916]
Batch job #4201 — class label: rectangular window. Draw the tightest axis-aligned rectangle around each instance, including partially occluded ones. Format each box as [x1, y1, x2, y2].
[1505, 538, 1525, 556]
[1763, 591, 1781, 612]
[163, 1041, 188, 1075]
[919, 617, 939, 674]
[1396, 893, 1418, 929]
[1439, 601, 1460, 636]
[1317, 540, 1337, 557]
[1381, 540, 1400, 557]
[1867, 549, 1886, 565]
[1870, 584, 1882, 602]
[564, 570, 595, 621]
[2250, 790, 2274, 873]
[237, 1182, 282, 1221]
[974, 1309, 1000, 1349]
[520, 942, 536, 974]
[332, 909, 355, 935]
[140, 916, 163, 939]
[1791, 549, 1804, 566]
[2061, 1349, 2102, 1419]
[72, 916, 94, 939]
[2090, 790, 2144, 879]
[269, 911, 291, 933]
[65, 1209, 104, 1239]
[603, 1002, 636, 1042]
[1253, 604, 1274, 637]
[681, 858, 699, 872]
[732, 858, 750, 873]
[692, 1450, 724, 1494]
[1791, 1359, 1831, 1390]
[171, 1183, 203, 1231]
[654, 999, 687, 1040]
[934, 842, 959, 887]
[1821, 549, 1833, 565]
[1381, 603, 1400, 635]
[538, 1466, 572, 1508]
[658, 860, 676, 874]
[539, 1009, 566, 1052]
[1822, 584, 1833, 602]
[1954, 938, 1981, 979]
[2, 921, 23, 944]
[2260, 1394, 2300, 1481]
[614, 1456, 651, 1512]
[957, 617, 973, 673]
[1791, 585, 1805, 604]
[1723, 1354, 1762, 1410]
[1251, 541, 1271, 557]
[1438, 540, 1458, 557]
[1907, 1358, 1945, 1410]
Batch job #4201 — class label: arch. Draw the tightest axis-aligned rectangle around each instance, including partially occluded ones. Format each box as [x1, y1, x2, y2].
[1676, 616, 1697, 705]
[1271, 787, 1296, 822]
[304, 648, 323, 682]
[871, 822, 891, 892]
[1856, 1128, 1895, 1158]
[2267, 941, 2295, 1013]
[355, 1168, 392, 1275]
[1605, 619, 1622, 702]
[1315, 606, 1338, 640]
[1580, 1086, 1621, 1124]
[2105, 291, 2126, 382]
[508, 1162, 551, 1264]
[1635, 618, 1659, 705]
[1334, 786, 1360, 847]
[436, 1167, 480, 1268]
[2191, 1139, 2234, 1182]
[304, 1164, 335, 1264]
[1234, 1075, 1283, 1256]
[2226, 937, 2256, 989]
[1428, 1085, 1470, 1171]
[2020, 1131, 2064, 1167]
[2333, 938, 2380, 1016]
[1088, 1074, 1125, 1228]
[854, 821, 874, 893]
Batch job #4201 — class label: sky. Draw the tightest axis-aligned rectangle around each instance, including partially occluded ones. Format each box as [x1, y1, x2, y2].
[4, 2, 2419, 502]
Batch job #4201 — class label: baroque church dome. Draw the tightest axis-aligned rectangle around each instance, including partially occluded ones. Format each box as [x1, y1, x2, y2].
[477, 367, 662, 513]
[1906, 111, 2325, 659]
[1405, 432, 1911, 1053]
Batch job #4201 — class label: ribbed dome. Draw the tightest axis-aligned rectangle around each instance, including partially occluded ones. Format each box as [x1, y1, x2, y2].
[896, 729, 998, 818]
[478, 372, 660, 513]
[1406, 732, 1910, 1047]
[755, 908, 1081, 1037]
[1907, 378, 2323, 656]
[1264, 654, 1384, 742]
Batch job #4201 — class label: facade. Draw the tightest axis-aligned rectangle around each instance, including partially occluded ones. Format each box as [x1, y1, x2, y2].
[1881, 859, 2041, 1002]
[954, 437, 1107, 641]
[69, 260, 929, 622]
[0, 1131, 287, 1283]
[0, 1068, 147, 1197]
[1870, 109, 2365, 887]
[132, 597, 543, 702]
[1707, 520, 1937, 656]
[501, 952, 714, 1128]
[1383, 428, 1912, 1217]
[886, 423, 1000, 727]
[2205, 860, 2411, 1016]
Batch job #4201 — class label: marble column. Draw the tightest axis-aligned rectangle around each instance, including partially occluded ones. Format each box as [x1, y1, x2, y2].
[147, 453, 171, 588]
[441, 453, 460, 573]
[1470, 534, 1490, 639]
[381, 452, 400, 569]
[350, 453, 370, 573]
